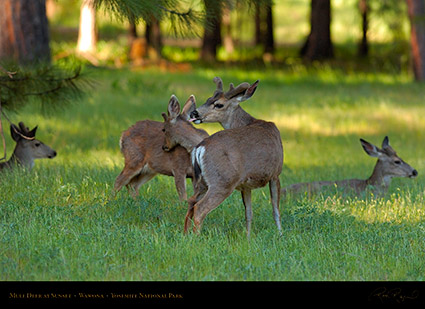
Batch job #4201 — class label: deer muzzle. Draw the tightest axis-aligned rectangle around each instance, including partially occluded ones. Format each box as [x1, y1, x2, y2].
[48, 150, 57, 159]
[189, 110, 202, 124]
[410, 169, 418, 178]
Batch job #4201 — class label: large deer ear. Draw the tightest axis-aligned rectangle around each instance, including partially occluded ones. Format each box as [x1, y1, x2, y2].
[360, 138, 380, 157]
[27, 126, 37, 138]
[10, 124, 21, 142]
[238, 80, 259, 103]
[181, 95, 196, 121]
[382, 136, 390, 149]
[167, 95, 180, 119]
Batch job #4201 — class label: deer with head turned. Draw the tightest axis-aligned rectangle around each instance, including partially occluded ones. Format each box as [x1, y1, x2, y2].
[162, 95, 208, 154]
[164, 77, 284, 236]
[281, 136, 418, 197]
[0, 122, 57, 171]
[114, 95, 208, 201]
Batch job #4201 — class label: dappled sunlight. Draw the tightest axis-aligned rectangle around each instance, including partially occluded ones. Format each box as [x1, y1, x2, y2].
[349, 196, 425, 225]
[270, 103, 425, 138]
[306, 191, 425, 226]
[272, 113, 380, 137]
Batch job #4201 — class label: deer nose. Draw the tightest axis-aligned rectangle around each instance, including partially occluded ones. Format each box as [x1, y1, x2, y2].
[48, 151, 57, 158]
[162, 145, 170, 152]
[412, 169, 418, 177]
[190, 110, 199, 119]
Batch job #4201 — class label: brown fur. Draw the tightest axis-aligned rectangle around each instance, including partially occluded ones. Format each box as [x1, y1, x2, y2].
[114, 119, 195, 201]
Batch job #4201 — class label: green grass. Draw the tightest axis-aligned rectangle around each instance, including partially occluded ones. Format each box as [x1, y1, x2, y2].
[1, 66, 425, 281]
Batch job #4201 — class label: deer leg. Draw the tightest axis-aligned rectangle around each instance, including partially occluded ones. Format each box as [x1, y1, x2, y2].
[114, 165, 142, 193]
[173, 171, 187, 201]
[241, 189, 253, 237]
[191, 187, 234, 234]
[184, 195, 197, 231]
[184, 186, 207, 233]
[184, 207, 195, 234]
[269, 178, 282, 234]
[128, 171, 156, 198]
[184, 178, 209, 233]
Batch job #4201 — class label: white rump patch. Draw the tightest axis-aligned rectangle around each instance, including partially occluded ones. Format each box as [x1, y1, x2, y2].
[192, 145, 206, 172]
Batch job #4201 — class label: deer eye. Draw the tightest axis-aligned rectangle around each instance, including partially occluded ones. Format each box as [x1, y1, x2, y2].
[394, 160, 401, 164]
[162, 128, 165, 132]
[214, 103, 224, 109]
[35, 143, 41, 147]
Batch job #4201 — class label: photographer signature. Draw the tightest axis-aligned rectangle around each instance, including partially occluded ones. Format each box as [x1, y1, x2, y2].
[369, 287, 420, 303]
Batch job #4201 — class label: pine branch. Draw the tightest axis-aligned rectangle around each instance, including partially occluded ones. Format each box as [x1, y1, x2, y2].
[0, 62, 91, 114]
[93, 0, 204, 36]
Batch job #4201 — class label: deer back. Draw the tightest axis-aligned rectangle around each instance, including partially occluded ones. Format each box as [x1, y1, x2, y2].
[119, 119, 193, 177]
[193, 121, 283, 189]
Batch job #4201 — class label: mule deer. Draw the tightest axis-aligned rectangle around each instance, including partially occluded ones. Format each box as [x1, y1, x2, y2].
[167, 77, 284, 236]
[162, 95, 209, 153]
[114, 95, 208, 201]
[0, 122, 56, 171]
[281, 136, 418, 197]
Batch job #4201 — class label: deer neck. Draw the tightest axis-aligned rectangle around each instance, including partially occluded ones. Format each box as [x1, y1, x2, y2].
[221, 106, 256, 129]
[366, 160, 391, 190]
[181, 127, 209, 153]
[11, 146, 34, 169]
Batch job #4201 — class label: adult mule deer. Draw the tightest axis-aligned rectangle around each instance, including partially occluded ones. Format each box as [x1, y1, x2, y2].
[281, 136, 418, 197]
[176, 77, 284, 236]
[0, 122, 57, 171]
[114, 95, 208, 201]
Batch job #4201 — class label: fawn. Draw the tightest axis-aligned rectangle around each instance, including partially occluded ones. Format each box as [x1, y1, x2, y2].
[114, 95, 208, 201]
[164, 77, 284, 236]
[281, 136, 418, 197]
[0, 122, 56, 171]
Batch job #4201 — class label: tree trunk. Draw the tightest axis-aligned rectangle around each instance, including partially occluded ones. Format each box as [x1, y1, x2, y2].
[76, 0, 97, 55]
[128, 20, 138, 43]
[0, 0, 51, 64]
[222, 5, 234, 54]
[254, 2, 262, 46]
[254, 1, 274, 55]
[201, 0, 222, 62]
[145, 16, 162, 59]
[264, 0, 275, 55]
[358, 0, 369, 57]
[300, 0, 333, 61]
[406, 0, 425, 81]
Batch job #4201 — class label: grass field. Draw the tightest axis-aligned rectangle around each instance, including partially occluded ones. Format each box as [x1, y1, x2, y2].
[1, 65, 425, 281]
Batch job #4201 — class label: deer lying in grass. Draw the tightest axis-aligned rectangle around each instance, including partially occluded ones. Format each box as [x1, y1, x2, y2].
[0, 122, 56, 171]
[281, 136, 418, 197]
[163, 77, 284, 236]
[114, 95, 208, 201]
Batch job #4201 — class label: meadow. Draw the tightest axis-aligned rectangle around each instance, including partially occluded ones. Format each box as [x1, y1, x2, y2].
[1, 64, 424, 281]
